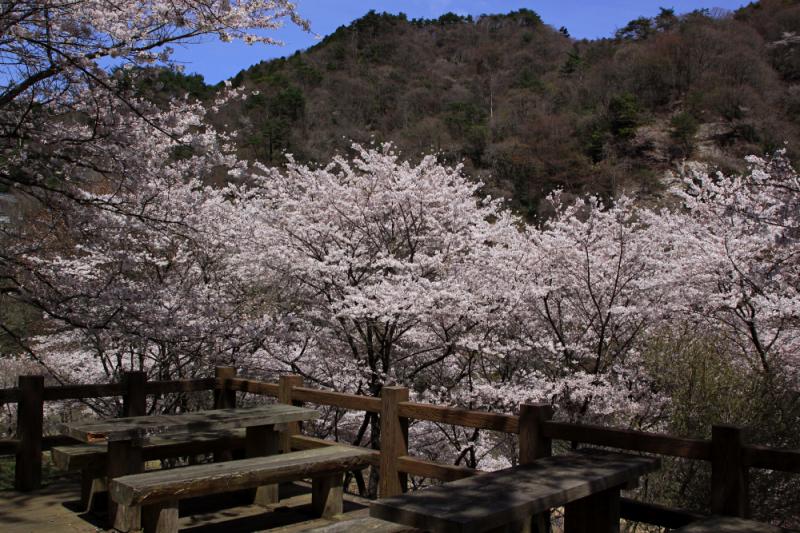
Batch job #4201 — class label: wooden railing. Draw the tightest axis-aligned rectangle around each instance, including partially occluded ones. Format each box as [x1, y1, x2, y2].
[1, 367, 798, 530]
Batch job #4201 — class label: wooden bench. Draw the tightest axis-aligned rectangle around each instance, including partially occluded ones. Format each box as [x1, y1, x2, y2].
[52, 429, 246, 510]
[308, 517, 421, 532]
[674, 517, 795, 532]
[370, 449, 660, 533]
[109, 446, 373, 533]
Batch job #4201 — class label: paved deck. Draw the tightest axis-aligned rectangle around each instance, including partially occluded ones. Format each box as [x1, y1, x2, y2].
[0, 477, 371, 532]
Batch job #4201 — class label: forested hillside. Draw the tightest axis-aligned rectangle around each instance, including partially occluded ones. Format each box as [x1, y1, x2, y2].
[143, 0, 800, 217]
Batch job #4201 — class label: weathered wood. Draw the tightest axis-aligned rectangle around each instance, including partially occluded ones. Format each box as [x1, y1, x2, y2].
[15, 375, 43, 491]
[290, 434, 381, 466]
[380, 387, 409, 498]
[370, 450, 660, 533]
[307, 517, 421, 532]
[52, 429, 248, 471]
[0, 387, 20, 402]
[141, 498, 179, 533]
[110, 446, 374, 506]
[398, 401, 519, 433]
[563, 487, 620, 533]
[711, 425, 749, 517]
[543, 421, 712, 460]
[122, 371, 147, 417]
[280, 375, 304, 453]
[396, 455, 480, 482]
[246, 424, 281, 505]
[312, 472, 344, 518]
[293, 386, 383, 413]
[518, 403, 553, 533]
[743, 444, 800, 473]
[42, 382, 125, 401]
[108, 438, 144, 531]
[619, 498, 704, 529]
[144, 378, 216, 395]
[673, 517, 792, 532]
[213, 367, 237, 462]
[225, 377, 280, 396]
[62, 404, 319, 442]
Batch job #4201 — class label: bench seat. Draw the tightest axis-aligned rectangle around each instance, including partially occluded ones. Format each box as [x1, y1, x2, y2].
[110, 446, 373, 533]
[674, 517, 794, 532]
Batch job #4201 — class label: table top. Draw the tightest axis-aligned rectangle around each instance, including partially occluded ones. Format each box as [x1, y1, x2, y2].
[370, 449, 660, 533]
[61, 404, 319, 443]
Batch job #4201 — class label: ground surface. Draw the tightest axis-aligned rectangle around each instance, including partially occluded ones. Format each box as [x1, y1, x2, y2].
[0, 478, 371, 532]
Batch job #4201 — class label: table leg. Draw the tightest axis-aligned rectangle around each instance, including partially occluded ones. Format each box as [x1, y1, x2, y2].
[107, 439, 144, 531]
[246, 424, 280, 506]
[563, 487, 621, 533]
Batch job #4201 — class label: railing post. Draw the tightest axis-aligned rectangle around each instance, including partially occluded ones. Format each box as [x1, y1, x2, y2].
[711, 424, 749, 517]
[519, 403, 553, 533]
[15, 374, 44, 491]
[213, 366, 237, 462]
[122, 371, 147, 417]
[379, 386, 409, 498]
[213, 366, 237, 409]
[279, 375, 303, 453]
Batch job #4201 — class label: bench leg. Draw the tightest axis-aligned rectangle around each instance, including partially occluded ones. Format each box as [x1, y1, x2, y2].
[312, 472, 344, 518]
[563, 487, 620, 533]
[80, 469, 107, 512]
[142, 499, 179, 533]
[108, 440, 144, 531]
[246, 425, 280, 506]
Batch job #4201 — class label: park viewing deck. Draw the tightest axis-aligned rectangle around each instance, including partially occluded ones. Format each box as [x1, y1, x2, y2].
[0, 368, 798, 532]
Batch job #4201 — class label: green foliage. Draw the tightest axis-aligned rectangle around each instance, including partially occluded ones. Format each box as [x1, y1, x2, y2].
[608, 93, 642, 139]
[615, 16, 654, 41]
[670, 111, 699, 157]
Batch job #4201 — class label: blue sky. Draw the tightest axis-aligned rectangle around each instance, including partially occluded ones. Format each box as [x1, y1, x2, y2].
[172, 1, 751, 84]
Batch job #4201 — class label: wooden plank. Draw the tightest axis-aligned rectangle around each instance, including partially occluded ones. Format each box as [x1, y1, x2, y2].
[519, 402, 553, 532]
[225, 377, 279, 396]
[543, 421, 712, 460]
[711, 425, 748, 517]
[61, 404, 319, 442]
[15, 375, 43, 491]
[370, 450, 660, 533]
[619, 498, 704, 529]
[122, 371, 147, 417]
[397, 402, 519, 433]
[292, 387, 382, 413]
[307, 517, 421, 532]
[396, 456, 480, 482]
[109, 446, 375, 506]
[380, 387, 409, 498]
[673, 517, 792, 532]
[280, 375, 304, 453]
[290, 434, 380, 466]
[0, 387, 20, 403]
[743, 445, 800, 473]
[144, 378, 216, 395]
[564, 487, 620, 533]
[108, 438, 144, 530]
[213, 367, 237, 409]
[51, 430, 248, 471]
[246, 425, 281, 505]
[42, 383, 125, 401]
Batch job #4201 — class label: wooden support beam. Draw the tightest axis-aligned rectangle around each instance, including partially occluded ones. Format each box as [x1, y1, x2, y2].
[122, 371, 147, 417]
[312, 472, 345, 518]
[213, 366, 237, 462]
[14, 375, 44, 491]
[519, 403, 553, 533]
[711, 424, 749, 517]
[379, 386, 409, 498]
[279, 375, 304, 453]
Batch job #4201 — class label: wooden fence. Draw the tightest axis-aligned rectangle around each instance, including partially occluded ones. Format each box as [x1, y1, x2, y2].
[1, 367, 799, 529]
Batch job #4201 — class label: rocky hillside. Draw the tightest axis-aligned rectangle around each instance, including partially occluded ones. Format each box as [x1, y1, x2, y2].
[144, 1, 800, 218]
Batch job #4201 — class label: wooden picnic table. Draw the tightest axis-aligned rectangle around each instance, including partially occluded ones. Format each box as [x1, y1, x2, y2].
[371, 449, 660, 533]
[61, 404, 319, 531]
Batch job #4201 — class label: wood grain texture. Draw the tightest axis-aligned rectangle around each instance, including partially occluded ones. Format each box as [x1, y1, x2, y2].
[397, 402, 519, 433]
[380, 387, 409, 498]
[543, 421, 712, 460]
[312, 472, 344, 518]
[62, 404, 318, 442]
[292, 387, 382, 413]
[141, 499, 179, 533]
[246, 424, 280, 505]
[370, 450, 660, 533]
[279, 375, 304, 453]
[110, 446, 374, 506]
[51, 429, 248, 471]
[673, 517, 792, 532]
[711, 425, 748, 517]
[306, 517, 421, 532]
[15, 375, 43, 491]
